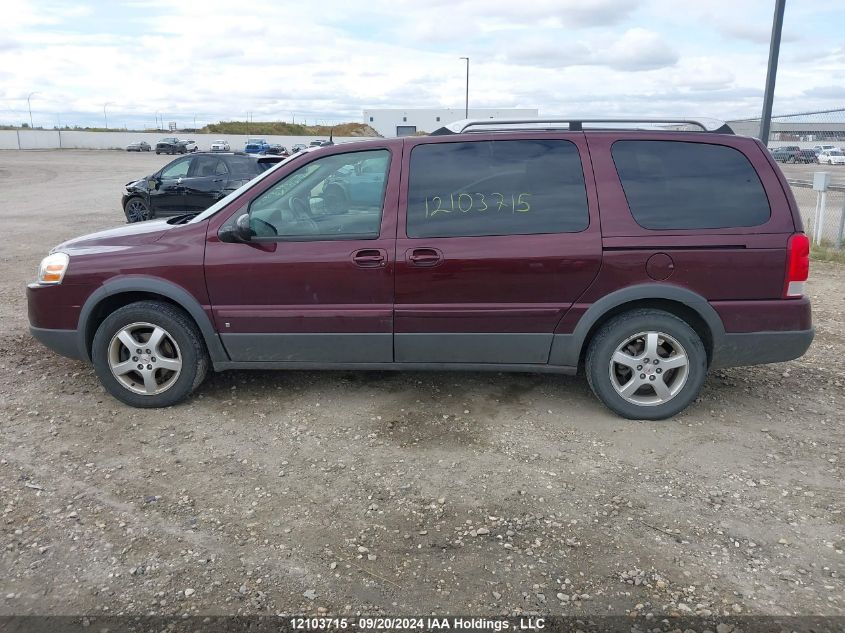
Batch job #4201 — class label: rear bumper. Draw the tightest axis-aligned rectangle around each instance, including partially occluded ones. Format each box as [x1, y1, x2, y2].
[29, 326, 84, 361]
[711, 328, 814, 368]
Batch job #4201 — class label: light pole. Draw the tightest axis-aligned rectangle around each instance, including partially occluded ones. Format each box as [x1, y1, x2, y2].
[103, 102, 113, 129]
[459, 57, 469, 119]
[759, 0, 786, 143]
[27, 91, 38, 128]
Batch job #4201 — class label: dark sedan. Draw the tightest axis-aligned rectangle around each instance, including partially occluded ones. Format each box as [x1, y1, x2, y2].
[122, 153, 283, 222]
[267, 144, 289, 156]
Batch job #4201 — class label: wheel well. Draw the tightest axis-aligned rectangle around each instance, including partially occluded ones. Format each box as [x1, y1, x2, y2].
[84, 292, 188, 358]
[578, 299, 714, 368]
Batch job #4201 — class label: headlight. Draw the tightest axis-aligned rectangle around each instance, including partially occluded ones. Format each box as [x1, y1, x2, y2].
[37, 252, 70, 285]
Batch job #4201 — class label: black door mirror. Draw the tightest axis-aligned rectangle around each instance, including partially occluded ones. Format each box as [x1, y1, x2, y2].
[219, 212, 253, 243]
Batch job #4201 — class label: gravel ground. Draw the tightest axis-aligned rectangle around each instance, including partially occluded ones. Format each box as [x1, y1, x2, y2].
[0, 150, 843, 618]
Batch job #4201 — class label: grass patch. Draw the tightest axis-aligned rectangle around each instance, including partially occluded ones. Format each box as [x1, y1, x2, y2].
[811, 244, 845, 264]
[201, 121, 379, 137]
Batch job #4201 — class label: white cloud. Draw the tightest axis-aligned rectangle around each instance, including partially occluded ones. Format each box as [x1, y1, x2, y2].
[0, 0, 842, 128]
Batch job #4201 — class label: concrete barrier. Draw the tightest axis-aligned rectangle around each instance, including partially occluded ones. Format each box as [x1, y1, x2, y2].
[0, 130, 371, 151]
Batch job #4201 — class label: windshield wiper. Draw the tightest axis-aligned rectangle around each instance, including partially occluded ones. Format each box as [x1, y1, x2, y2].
[167, 213, 199, 225]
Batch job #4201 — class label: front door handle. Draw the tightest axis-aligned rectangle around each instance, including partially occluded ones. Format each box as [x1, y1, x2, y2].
[407, 248, 443, 267]
[352, 249, 386, 268]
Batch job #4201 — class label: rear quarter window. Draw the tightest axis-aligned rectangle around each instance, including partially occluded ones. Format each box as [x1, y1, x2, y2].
[228, 157, 263, 177]
[611, 140, 771, 230]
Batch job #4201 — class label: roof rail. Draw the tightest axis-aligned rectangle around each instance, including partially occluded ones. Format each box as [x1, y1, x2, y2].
[430, 117, 735, 135]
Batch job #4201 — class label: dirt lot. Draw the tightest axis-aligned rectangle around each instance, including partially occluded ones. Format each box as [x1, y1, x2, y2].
[0, 150, 843, 619]
[781, 162, 845, 184]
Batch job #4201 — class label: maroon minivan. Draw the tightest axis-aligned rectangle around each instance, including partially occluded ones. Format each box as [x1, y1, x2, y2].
[27, 118, 813, 419]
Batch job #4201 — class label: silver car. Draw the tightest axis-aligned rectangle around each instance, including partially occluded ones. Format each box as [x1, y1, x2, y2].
[126, 141, 151, 152]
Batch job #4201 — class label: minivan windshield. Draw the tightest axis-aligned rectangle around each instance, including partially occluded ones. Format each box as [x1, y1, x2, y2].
[188, 148, 317, 224]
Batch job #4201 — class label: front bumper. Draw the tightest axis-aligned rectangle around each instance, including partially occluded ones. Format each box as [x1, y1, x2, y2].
[29, 326, 84, 360]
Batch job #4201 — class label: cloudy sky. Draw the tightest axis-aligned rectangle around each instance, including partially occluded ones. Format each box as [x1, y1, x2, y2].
[2, 0, 844, 129]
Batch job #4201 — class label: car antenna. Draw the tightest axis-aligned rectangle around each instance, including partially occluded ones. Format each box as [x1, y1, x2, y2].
[326, 126, 335, 146]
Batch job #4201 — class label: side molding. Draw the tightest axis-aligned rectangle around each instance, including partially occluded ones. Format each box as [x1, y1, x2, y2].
[548, 284, 726, 367]
[76, 277, 229, 363]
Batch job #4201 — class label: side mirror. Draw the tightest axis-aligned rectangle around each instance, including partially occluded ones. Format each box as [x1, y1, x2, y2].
[147, 177, 158, 190]
[219, 213, 252, 243]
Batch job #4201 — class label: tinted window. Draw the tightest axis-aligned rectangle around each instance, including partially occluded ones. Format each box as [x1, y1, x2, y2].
[249, 149, 390, 240]
[192, 155, 227, 177]
[160, 157, 191, 179]
[227, 156, 263, 178]
[612, 141, 770, 230]
[407, 140, 588, 238]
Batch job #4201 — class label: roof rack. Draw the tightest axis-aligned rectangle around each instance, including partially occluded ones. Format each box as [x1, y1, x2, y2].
[430, 117, 735, 135]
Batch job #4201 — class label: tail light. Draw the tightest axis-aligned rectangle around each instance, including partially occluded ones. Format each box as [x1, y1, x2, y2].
[784, 233, 810, 298]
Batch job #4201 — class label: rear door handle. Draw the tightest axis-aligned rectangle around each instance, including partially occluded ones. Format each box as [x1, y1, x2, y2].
[352, 248, 386, 268]
[407, 248, 443, 267]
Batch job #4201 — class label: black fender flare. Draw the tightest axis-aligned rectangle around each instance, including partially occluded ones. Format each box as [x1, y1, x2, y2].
[75, 277, 229, 364]
[548, 284, 726, 367]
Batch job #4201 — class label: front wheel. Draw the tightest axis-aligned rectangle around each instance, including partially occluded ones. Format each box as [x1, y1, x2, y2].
[91, 301, 209, 408]
[124, 197, 151, 222]
[585, 309, 707, 420]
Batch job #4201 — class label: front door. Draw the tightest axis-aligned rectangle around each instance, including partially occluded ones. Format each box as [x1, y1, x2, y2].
[204, 146, 399, 363]
[150, 155, 194, 216]
[394, 135, 602, 365]
[182, 154, 228, 213]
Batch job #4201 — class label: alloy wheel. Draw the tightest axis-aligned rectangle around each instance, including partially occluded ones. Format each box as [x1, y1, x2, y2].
[126, 199, 150, 222]
[608, 331, 689, 406]
[108, 322, 182, 395]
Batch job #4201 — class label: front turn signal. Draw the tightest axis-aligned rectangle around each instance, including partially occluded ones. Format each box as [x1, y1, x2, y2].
[37, 252, 69, 285]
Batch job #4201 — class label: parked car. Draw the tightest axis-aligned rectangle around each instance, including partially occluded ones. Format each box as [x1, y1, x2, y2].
[27, 118, 813, 419]
[818, 149, 845, 165]
[309, 140, 330, 147]
[267, 144, 288, 156]
[210, 139, 230, 152]
[812, 144, 837, 155]
[184, 140, 198, 153]
[796, 149, 818, 163]
[155, 137, 189, 155]
[770, 147, 798, 163]
[120, 152, 284, 222]
[291, 143, 308, 154]
[126, 141, 151, 152]
[244, 138, 270, 154]
[771, 147, 817, 163]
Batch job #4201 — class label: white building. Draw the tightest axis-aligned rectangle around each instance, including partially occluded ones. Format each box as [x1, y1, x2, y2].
[363, 108, 540, 137]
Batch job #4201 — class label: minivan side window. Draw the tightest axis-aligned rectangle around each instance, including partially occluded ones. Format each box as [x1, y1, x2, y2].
[611, 140, 771, 230]
[406, 140, 589, 238]
[248, 149, 390, 240]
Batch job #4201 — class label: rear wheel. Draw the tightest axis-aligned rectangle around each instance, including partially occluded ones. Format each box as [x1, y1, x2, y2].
[585, 309, 707, 420]
[92, 301, 208, 408]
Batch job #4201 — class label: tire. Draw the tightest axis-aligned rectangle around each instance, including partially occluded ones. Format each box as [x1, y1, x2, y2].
[155, 151, 160, 155]
[585, 309, 707, 420]
[124, 196, 152, 223]
[91, 301, 209, 408]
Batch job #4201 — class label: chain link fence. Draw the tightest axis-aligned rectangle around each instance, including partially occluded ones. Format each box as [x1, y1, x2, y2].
[729, 108, 845, 248]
